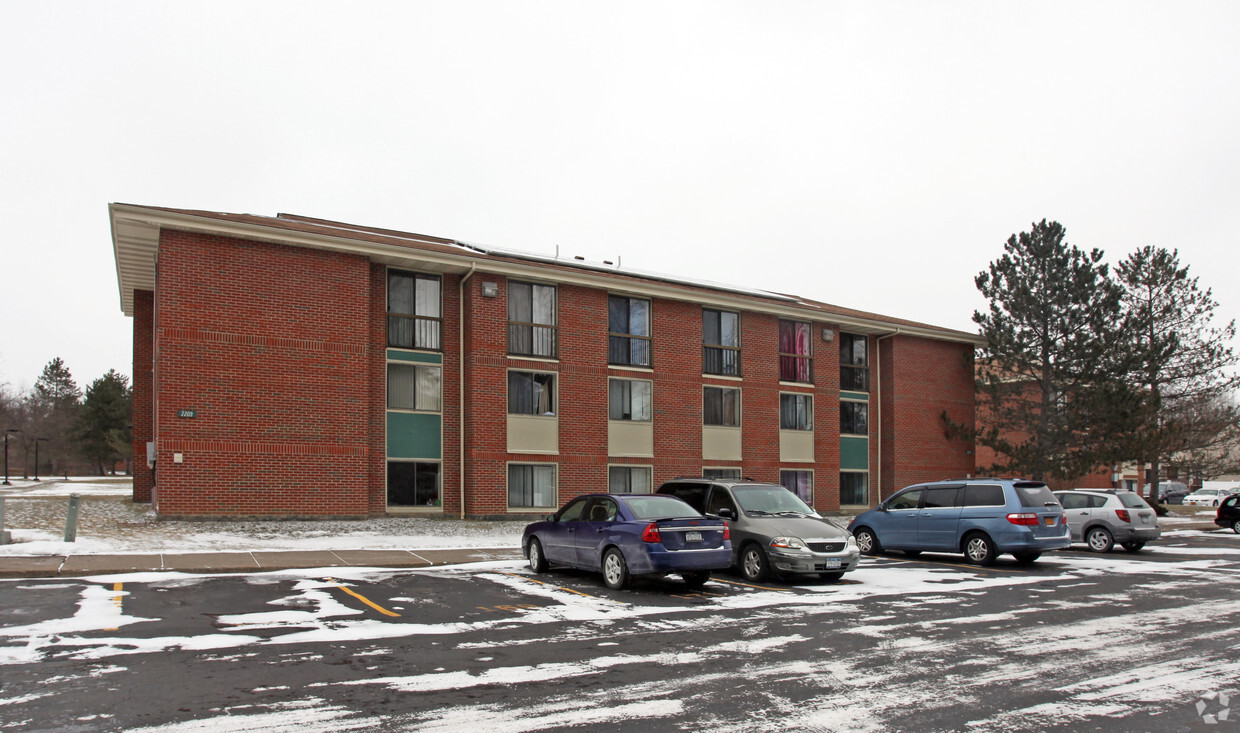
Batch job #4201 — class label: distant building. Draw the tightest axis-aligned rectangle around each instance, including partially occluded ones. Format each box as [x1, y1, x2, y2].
[110, 204, 979, 519]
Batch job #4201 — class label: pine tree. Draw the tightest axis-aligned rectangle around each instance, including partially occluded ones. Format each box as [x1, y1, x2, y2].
[30, 357, 82, 476]
[77, 370, 132, 474]
[1117, 246, 1240, 498]
[972, 220, 1138, 482]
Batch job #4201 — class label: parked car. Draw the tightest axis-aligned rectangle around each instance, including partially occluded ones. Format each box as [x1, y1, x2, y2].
[522, 493, 731, 590]
[1183, 487, 1239, 507]
[1141, 481, 1190, 504]
[847, 479, 1070, 566]
[1215, 494, 1240, 534]
[1053, 489, 1160, 552]
[657, 477, 860, 582]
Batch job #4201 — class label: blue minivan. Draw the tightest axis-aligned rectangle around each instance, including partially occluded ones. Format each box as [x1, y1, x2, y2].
[847, 479, 1070, 565]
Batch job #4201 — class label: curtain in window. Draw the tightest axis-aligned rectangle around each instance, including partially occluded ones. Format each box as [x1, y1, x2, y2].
[509, 464, 556, 507]
[389, 273, 414, 315]
[388, 364, 418, 410]
[532, 285, 556, 356]
[508, 372, 532, 414]
[781, 471, 812, 503]
[840, 472, 869, 505]
[780, 394, 812, 430]
[416, 366, 441, 411]
[533, 373, 554, 415]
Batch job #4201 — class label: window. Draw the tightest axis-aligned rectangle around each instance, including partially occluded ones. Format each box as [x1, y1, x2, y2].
[508, 464, 556, 508]
[508, 371, 556, 415]
[508, 281, 557, 357]
[387, 363, 442, 411]
[706, 488, 738, 516]
[608, 466, 652, 493]
[704, 386, 740, 427]
[703, 467, 742, 479]
[964, 484, 1005, 507]
[923, 486, 960, 508]
[609, 295, 651, 367]
[779, 320, 813, 382]
[841, 401, 868, 435]
[780, 393, 813, 430]
[888, 488, 921, 510]
[387, 271, 442, 350]
[387, 462, 440, 507]
[840, 333, 868, 391]
[780, 470, 813, 504]
[703, 309, 740, 375]
[609, 379, 652, 421]
[840, 472, 869, 505]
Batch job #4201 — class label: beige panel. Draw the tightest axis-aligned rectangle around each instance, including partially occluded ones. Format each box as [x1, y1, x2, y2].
[702, 426, 742, 460]
[608, 421, 654, 457]
[779, 430, 815, 463]
[507, 415, 559, 454]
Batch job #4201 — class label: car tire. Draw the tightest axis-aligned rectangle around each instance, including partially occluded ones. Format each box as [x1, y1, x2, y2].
[854, 527, 882, 556]
[740, 544, 771, 582]
[963, 532, 997, 566]
[818, 571, 845, 582]
[1012, 551, 1041, 564]
[1122, 542, 1145, 553]
[1232, 519, 1240, 535]
[602, 547, 629, 590]
[681, 571, 710, 589]
[527, 538, 548, 573]
[1086, 527, 1114, 553]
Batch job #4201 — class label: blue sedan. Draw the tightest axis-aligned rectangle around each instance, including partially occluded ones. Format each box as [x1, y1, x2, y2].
[522, 493, 732, 589]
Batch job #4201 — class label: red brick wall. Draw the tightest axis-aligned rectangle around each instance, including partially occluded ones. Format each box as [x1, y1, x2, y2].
[152, 230, 372, 517]
[131, 289, 154, 502]
[878, 335, 976, 499]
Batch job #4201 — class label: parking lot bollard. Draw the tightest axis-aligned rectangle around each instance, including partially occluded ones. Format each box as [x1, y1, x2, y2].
[0, 497, 9, 544]
[64, 493, 81, 542]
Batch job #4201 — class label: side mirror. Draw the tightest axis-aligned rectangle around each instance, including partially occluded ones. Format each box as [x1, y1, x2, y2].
[876, 504, 888, 513]
[545, 514, 558, 523]
[718, 508, 735, 520]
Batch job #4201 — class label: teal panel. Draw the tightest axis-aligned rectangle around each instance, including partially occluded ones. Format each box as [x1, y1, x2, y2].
[840, 436, 869, 470]
[840, 391, 869, 402]
[387, 412, 442, 459]
[386, 350, 443, 364]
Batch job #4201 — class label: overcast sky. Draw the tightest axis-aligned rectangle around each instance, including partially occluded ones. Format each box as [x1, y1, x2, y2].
[2, 1, 1238, 392]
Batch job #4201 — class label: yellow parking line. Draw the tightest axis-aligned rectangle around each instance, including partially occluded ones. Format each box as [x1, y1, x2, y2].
[326, 579, 401, 617]
[105, 582, 123, 631]
[713, 578, 793, 592]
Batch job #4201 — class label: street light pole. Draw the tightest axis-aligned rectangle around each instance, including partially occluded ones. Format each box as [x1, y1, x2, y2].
[33, 438, 49, 481]
[2, 429, 20, 486]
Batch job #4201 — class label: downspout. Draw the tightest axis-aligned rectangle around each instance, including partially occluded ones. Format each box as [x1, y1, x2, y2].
[458, 264, 477, 519]
[874, 329, 902, 506]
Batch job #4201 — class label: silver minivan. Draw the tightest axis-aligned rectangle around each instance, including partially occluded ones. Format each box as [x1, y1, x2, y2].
[1054, 489, 1161, 552]
[657, 478, 860, 582]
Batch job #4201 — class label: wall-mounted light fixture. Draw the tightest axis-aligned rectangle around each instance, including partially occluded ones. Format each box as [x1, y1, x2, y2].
[481, 282, 498, 298]
[822, 328, 835, 342]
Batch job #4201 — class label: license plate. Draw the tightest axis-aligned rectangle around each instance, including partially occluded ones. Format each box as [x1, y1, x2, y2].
[1044, 516, 1056, 526]
[823, 558, 841, 569]
[685, 532, 702, 542]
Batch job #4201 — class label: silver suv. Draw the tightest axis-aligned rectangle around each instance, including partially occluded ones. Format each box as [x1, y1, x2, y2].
[1054, 490, 1161, 552]
[657, 478, 859, 582]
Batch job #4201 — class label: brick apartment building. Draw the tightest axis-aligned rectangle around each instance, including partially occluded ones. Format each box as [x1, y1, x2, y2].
[110, 204, 981, 519]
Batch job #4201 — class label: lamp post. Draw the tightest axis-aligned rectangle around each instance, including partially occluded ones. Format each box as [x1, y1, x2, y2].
[2, 429, 20, 486]
[33, 438, 50, 481]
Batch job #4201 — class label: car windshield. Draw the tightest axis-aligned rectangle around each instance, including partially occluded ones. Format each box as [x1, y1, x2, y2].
[624, 495, 702, 520]
[731, 485, 815, 515]
[1015, 482, 1059, 508]
[1117, 492, 1147, 508]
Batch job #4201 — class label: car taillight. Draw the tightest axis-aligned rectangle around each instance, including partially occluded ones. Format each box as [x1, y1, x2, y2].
[722, 524, 730, 541]
[641, 523, 662, 543]
[1006, 513, 1039, 526]
[1115, 509, 1131, 523]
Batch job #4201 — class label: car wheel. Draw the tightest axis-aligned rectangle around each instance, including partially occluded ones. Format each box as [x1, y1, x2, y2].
[601, 548, 629, 590]
[818, 571, 845, 582]
[1086, 527, 1114, 553]
[1232, 519, 1240, 535]
[1122, 542, 1145, 553]
[854, 527, 882, 556]
[1012, 551, 1041, 564]
[1213, 500, 1219, 507]
[963, 532, 997, 566]
[527, 538, 548, 573]
[681, 571, 710, 589]
[740, 544, 771, 582]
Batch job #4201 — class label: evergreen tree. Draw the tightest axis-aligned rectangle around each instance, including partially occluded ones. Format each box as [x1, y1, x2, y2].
[972, 220, 1138, 482]
[77, 370, 131, 474]
[1117, 246, 1240, 497]
[30, 357, 82, 476]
